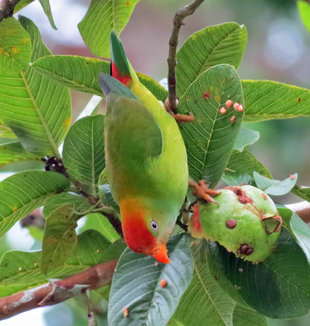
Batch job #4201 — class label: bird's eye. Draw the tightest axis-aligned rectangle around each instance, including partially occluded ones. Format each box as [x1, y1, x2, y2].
[150, 220, 158, 231]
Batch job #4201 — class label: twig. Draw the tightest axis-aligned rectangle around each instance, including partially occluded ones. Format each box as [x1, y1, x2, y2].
[0, 260, 118, 320]
[286, 201, 310, 223]
[0, 0, 20, 22]
[167, 0, 205, 112]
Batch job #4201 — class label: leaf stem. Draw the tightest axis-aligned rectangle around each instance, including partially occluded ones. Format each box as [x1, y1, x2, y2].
[167, 0, 205, 112]
[0, 0, 20, 22]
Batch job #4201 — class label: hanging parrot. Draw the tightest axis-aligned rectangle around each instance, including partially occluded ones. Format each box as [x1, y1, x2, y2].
[98, 32, 188, 264]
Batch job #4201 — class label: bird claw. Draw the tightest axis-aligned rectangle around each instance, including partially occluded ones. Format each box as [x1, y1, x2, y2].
[164, 98, 195, 123]
[189, 179, 220, 204]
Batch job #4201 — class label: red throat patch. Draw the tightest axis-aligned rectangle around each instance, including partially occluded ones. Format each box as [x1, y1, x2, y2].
[111, 62, 132, 85]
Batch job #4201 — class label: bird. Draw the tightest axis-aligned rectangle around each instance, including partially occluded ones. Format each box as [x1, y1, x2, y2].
[98, 32, 188, 263]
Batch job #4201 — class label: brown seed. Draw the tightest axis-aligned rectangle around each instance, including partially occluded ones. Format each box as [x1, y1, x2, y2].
[246, 247, 254, 255]
[160, 279, 168, 288]
[204, 92, 210, 100]
[226, 219, 237, 229]
[123, 307, 128, 318]
[298, 97, 301, 102]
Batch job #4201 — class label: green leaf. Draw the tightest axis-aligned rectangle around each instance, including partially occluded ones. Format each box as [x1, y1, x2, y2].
[137, 72, 168, 103]
[179, 64, 244, 187]
[0, 230, 122, 297]
[176, 23, 247, 97]
[292, 185, 310, 202]
[0, 171, 70, 237]
[32, 55, 110, 95]
[39, 0, 57, 30]
[208, 229, 310, 319]
[233, 304, 267, 326]
[234, 128, 260, 152]
[0, 142, 40, 167]
[0, 17, 31, 72]
[0, 17, 71, 156]
[32, 55, 166, 101]
[243, 80, 310, 121]
[80, 213, 120, 243]
[62, 115, 105, 196]
[41, 193, 94, 274]
[253, 171, 298, 196]
[222, 173, 252, 186]
[0, 122, 16, 140]
[108, 234, 193, 326]
[78, 0, 141, 57]
[14, 0, 35, 13]
[298, 0, 310, 32]
[225, 150, 272, 179]
[174, 241, 235, 326]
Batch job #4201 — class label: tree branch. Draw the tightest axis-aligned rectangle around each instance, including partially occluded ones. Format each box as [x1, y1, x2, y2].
[167, 0, 205, 112]
[0, 260, 118, 320]
[286, 201, 310, 223]
[0, 0, 20, 22]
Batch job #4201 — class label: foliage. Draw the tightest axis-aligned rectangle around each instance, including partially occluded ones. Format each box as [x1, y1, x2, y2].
[0, 1, 309, 325]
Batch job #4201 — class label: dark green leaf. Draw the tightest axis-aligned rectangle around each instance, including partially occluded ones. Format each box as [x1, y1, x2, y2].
[298, 0, 310, 32]
[222, 173, 252, 186]
[39, 0, 57, 30]
[78, 0, 141, 57]
[175, 240, 235, 326]
[208, 229, 310, 318]
[0, 230, 122, 297]
[225, 150, 272, 179]
[63, 115, 105, 196]
[253, 171, 297, 196]
[176, 23, 247, 97]
[234, 128, 260, 152]
[0, 17, 31, 72]
[292, 185, 310, 202]
[179, 64, 244, 187]
[41, 193, 94, 274]
[243, 80, 310, 121]
[0, 17, 71, 156]
[233, 304, 267, 326]
[108, 234, 193, 326]
[0, 171, 69, 237]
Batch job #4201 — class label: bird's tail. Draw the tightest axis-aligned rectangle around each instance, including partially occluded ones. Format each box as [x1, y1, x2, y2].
[110, 31, 138, 86]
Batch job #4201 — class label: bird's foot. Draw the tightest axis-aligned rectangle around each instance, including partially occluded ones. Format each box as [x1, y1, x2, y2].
[189, 179, 220, 204]
[164, 98, 195, 123]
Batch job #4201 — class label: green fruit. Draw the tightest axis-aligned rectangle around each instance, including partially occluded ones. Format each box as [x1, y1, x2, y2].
[190, 185, 282, 263]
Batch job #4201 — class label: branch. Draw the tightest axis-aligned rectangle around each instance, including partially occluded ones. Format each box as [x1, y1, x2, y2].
[0, 0, 20, 22]
[167, 0, 205, 112]
[286, 201, 310, 223]
[0, 260, 118, 320]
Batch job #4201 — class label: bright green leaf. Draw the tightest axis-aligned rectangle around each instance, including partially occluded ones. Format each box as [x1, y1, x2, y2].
[32, 55, 110, 95]
[0, 17, 71, 156]
[0, 230, 123, 297]
[179, 64, 244, 187]
[208, 229, 310, 318]
[0, 142, 40, 167]
[175, 241, 235, 326]
[39, 0, 57, 30]
[14, 0, 35, 13]
[78, 0, 141, 57]
[80, 213, 120, 243]
[225, 150, 272, 179]
[298, 0, 310, 32]
[176, 23, 247, 97]
[0, 171, 70, 237]
[137, 72, 168, 103]
[233, 304, 267, 326]
[243, 80, 310, 121]
[63, 115, 105, 196]
[253, 171, 298, 196]
[0, 17, 31, 72]
[108, 234, 193, 326]
[41, 193, 94, 274]
[234, 128, 260, 152]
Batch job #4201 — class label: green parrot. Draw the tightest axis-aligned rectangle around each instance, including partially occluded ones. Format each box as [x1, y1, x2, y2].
[98, 32, 188, 263]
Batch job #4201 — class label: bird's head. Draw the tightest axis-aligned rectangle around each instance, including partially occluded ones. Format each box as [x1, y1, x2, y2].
[120, 198, 174, 264]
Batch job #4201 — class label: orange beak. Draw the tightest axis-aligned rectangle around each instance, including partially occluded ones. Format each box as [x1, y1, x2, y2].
[152, 242, 171, 264]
